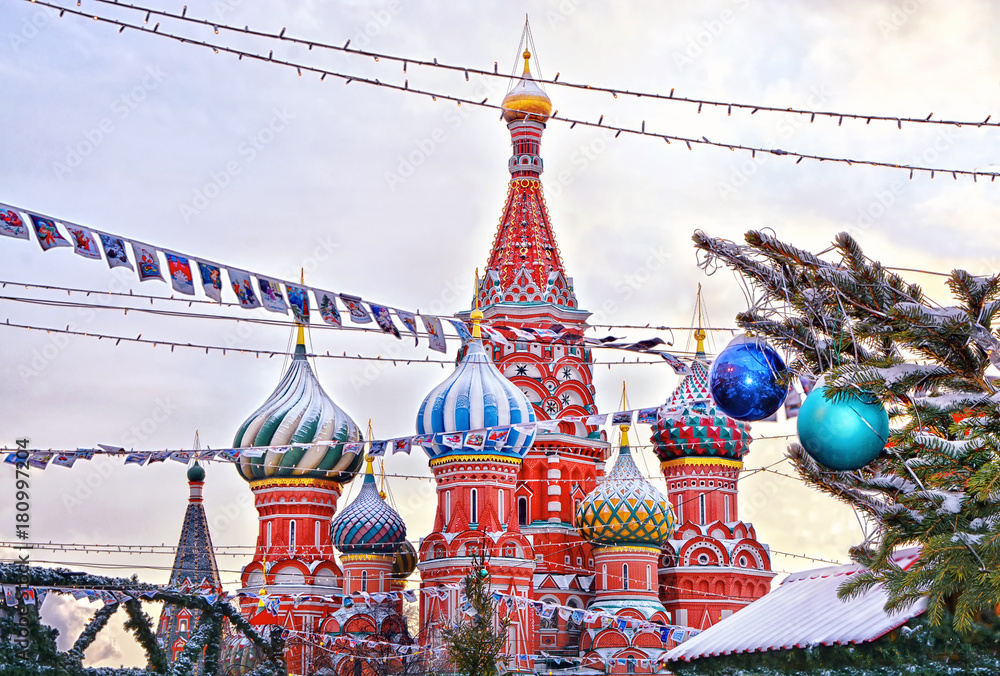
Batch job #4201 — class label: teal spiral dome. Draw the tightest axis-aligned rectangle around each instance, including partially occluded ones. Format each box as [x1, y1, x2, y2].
[331, 458, 407, 555]
[233, 334, 364, 483]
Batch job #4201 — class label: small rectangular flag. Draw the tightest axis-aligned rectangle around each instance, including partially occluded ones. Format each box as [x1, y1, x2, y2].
[507, 327, 535, 342]
[258, 277, 288, 314]
[99, 234, 133, 270]
[240, 448, 266, 458]
[169, 451, 194, 463]
[3, 453, 17, 465]
[801, 376, 817, 395]
[481, 325, 511, 347]
[411, 434, 434, 446]
[197, 261, 223, 301]
[487, 428, 511, 446]
[370, 304, 401, 339]
[3, 586, 18, 606]
[148, 451, 171, 464]
[315, 291, 342, 326]
[536, 420, 560, 432]
[512, 423, 536, 435]
[784, 385, 802, 419]
[20, 588, 35, 605]
[391, 437, 411, 455]
[64, 224, 102, 259]
[124, 452, 149, 466]
[51, 453, 77, 468]
[28, 214, 71, 251]
[164, 252, 195, 295]
[342, 442, 365, 455]
[75, 449, 95, 461]
[464, 431, 485, 450]
[611, 411, 633, 426]
[446, 319, 473, 343]
[228, 269, 261, 309]
[442, 433, 463, 449]
[397, 310, 419, 344]
[402, 590, 417, 603]
[131, 242, 164, 282]
[637, 407, 659, 425]
[0, 205, 28, 239]
[369, 440, 387, 456]
[586, 414, 608, 426]
[197, 450, 217, 460]
[28, 452, 52, 469]
[658, 351, 691, 375]
[421, 315, 447, 353]
[216, 449, 240, 462]
[286, 284, 309, 324]
[339, 294, 372, 323]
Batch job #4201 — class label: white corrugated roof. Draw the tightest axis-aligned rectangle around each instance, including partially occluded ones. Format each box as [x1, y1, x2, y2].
[666, 547, 926, 663]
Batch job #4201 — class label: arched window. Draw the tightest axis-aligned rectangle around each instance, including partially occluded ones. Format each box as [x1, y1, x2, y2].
[699, 494, 706, 525]
[177, 617, 188, 632]
[266, 521, 272, 547]
[676, 498, 684, 524]
[315, 520, 321, 548]
[626, 657, 636, 674]
[646, 565, 651, 590]
[288, 520, 296, 549]
[470, 489, 479, 523]
[498, 491, 505, 522]
[361, 570, 368, 592]
[445, 491, 451, 524]
[622, 563, 629, 590]
[601, 565, 607, 590]
[724, 495, 731, 522]
[379, 571, 385, 590]
[518, 497, 528, 526]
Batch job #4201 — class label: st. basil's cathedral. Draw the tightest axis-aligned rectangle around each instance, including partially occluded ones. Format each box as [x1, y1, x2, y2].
[156, 44, 775, 676]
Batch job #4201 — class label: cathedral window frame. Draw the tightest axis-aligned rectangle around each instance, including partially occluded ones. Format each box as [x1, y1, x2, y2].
[289, 520, 296, 550]
[470, 488, 479, 523]
[622, 563, 629, 590]
[517, 496, 529, 526]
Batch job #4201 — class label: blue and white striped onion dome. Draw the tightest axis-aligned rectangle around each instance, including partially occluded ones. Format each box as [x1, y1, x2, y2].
[331, 460, 407, 555]
[234, 340, 364, 483]
[416, 339, 536, 459]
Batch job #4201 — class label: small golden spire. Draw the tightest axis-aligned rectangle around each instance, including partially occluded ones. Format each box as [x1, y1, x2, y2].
[296, 268, 306, 347]
[694, 283, 707, 355]
[620, 424, 631, 446]
[365, 454, 375, 474]
[471, 268, 484, 339]
[522, 50, 531, 73]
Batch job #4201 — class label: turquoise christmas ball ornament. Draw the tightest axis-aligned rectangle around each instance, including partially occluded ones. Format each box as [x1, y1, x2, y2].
[709, 335, 789, 422]
[797, 384, 889, 471]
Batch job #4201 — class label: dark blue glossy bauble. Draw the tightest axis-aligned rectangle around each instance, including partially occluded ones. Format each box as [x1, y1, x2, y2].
[709, 335, 789, 422]
[798, 384, 888, 471]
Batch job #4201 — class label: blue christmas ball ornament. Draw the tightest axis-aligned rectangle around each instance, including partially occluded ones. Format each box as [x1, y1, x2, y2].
[709, 335, 789, 422]
[797, 384, 889, 471]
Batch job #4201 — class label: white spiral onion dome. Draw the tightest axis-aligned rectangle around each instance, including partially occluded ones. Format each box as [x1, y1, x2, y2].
[233, 343, 364, 483]
[416, 340, 536, 459]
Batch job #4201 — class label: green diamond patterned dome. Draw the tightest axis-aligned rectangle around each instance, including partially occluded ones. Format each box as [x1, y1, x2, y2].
[651, 357, 752, 463]
[233, 335, 364, 483]
[576, 428, 677, 547]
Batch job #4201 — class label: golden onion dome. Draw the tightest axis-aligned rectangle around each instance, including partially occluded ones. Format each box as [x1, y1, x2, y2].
[501, 50, 553, 123]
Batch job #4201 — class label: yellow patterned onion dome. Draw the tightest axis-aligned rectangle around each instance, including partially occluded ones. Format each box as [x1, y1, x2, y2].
[576, 427, 677, 547]
[392, 540, 418, 580]
[233, 334, 364, 483]
[501, 50, 553, 123]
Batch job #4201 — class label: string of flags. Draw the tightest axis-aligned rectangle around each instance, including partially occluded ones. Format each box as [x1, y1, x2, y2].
[2, 405, 674, 469]
[0, 201, 689, 371]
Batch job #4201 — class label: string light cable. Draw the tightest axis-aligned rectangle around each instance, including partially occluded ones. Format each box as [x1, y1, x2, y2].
[80, 0, 1000, 132]
[25, 0, 1000, 182]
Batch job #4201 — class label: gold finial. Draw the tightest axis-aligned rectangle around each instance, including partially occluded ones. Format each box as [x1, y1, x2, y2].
[694, 283, 707, 355]
[365, 454, 375, 474]
[471, 268, 484, 339]
[522, 50, 532, 73]
[296, 268, 306, 347]
[620, 424, 631, 446]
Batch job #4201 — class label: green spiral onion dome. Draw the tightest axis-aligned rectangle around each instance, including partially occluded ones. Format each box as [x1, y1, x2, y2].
[576, 427, 677, 547]
[233, 332, 364, 483]
[650, 354, 752, 463]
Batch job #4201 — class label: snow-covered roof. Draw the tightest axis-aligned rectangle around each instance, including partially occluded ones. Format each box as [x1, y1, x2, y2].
[665, 547, 926, 663]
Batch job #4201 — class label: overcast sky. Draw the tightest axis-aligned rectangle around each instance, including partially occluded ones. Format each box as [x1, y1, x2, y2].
[3, 0, 1000, 667]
